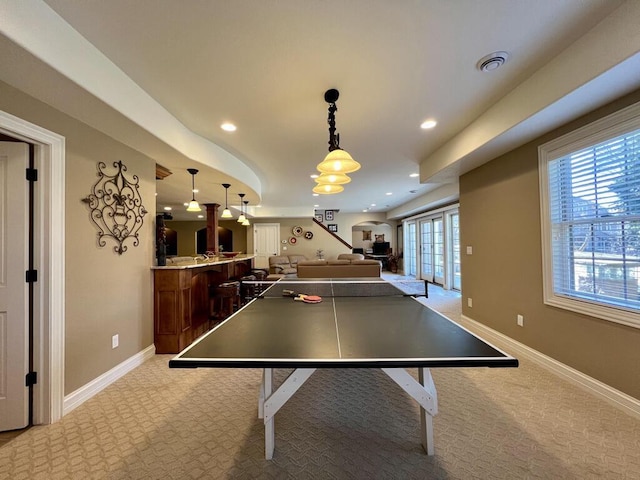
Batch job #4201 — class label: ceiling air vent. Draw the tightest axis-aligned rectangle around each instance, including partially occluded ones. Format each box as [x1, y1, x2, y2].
[477, 51, 509, 72]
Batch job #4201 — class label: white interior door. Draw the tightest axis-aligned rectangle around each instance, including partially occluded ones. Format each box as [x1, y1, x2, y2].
[253, 223, 280, 270]
[0, 142, 29, 431]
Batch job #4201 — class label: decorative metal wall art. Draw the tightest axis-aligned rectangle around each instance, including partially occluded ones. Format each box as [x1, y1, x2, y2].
[83, 160, 147, 255]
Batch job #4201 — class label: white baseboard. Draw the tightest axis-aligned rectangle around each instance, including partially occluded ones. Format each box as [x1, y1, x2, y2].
[63, 344, 156, 416]
[460, 314, 640, 420]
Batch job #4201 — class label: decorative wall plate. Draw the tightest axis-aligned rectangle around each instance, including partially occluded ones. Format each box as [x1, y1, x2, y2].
[289, 236, 297, 244]
[292, 226, 303, 236]
[304, 231, 314, 239]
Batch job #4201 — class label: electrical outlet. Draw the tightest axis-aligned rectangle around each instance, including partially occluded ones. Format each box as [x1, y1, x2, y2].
[112, 334, 119, 349]
[467, 298, 473, 308]
[517, 315, 524, 327]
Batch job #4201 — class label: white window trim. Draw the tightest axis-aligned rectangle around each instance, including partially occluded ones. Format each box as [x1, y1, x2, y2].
[538, 101, 640, 329]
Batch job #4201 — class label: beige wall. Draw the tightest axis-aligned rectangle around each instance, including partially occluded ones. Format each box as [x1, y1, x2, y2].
[460, 88, 640, 400]
[163, 213, 397, 261]
[166, 219, 249, 256]
[246, 213, 397, 260]
[0, 80, 155, 394]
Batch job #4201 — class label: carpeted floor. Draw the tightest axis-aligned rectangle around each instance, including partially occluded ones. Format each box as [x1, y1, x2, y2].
[1, 283, 639, 479]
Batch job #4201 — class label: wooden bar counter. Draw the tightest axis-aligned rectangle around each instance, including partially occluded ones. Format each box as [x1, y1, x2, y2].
[152, 255, 255, 354]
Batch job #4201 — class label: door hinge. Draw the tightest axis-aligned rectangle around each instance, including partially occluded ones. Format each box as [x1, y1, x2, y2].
[26, 167, 38, 182]
[26, 269, 38, 283]
[25, 371, 38, 387]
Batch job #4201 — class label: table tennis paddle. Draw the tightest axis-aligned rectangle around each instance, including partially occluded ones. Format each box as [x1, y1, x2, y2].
[294, 294, 322, 303]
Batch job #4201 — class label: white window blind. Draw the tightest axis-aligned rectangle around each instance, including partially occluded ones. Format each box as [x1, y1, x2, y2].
[540, 101, 640, 328]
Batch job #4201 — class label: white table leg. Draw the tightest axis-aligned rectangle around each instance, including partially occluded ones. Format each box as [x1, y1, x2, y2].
[261, 368, 316, 460]
[382, 367, 438, 456]
[258, 369, 266, 419]
[262, 368, 275, 459]
[419, 367, 436, 455]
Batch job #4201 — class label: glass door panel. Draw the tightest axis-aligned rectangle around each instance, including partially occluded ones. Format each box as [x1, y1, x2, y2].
[405, 222, 417, 276]
[420, 220, 433, 282]
[433, 218, 444, 284]
[450, 213, 461, 290]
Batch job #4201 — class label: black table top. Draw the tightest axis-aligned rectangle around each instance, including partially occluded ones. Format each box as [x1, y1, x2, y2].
[169, 279, 518, 369]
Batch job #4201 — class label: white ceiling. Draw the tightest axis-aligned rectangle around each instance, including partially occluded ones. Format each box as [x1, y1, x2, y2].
[2, 0, 640, 220]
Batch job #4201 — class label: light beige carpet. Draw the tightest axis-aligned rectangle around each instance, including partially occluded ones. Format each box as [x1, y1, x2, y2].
[1, 285, 639, 479]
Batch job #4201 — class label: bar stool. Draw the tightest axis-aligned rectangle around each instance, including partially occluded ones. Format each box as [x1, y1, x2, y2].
[210, 281, 241, 321]
[249, 269, 269, 297]
[240, 275, 257, 304]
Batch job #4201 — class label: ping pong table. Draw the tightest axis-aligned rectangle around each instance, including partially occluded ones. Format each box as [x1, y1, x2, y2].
[169, 278, 518, 459]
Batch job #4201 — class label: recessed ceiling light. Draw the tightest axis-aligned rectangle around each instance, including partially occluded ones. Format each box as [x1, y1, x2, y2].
[362, 209, 368, 212]
[197, 215, 204, 219]
[310, 174, 319, 179]
[370, 203, 376, 207]
[313, 193, 319, 197]
[314, 204, 319, 208]
[164, 206, 172, 211]
[420, 120, 437, 130]
[386, 192, 393, 196]
[410, 173, 419, 178]
[221, 123, 237, 132]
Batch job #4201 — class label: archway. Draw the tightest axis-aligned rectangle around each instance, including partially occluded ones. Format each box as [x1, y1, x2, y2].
[351, 221, 394, 255]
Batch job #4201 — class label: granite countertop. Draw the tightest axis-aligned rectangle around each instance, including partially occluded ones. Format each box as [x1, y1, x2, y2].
[151, 254, 255, 270]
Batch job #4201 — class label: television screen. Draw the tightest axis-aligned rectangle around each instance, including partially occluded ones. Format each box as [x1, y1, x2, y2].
[372, 242, 389, 255]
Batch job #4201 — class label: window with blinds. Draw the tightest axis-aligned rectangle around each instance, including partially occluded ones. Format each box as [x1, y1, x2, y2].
[539, 101, 640, 329]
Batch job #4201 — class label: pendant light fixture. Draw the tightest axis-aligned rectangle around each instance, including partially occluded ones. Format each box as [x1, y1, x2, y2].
[237, 193, 246, 223]
[314, 172, 351, 185]
[242, 200, 250, 226]
[316, 89, 360, 180]
[186, 168, 202, 212]
[313, 183, 344, 194]
[221, 183, 233, 218]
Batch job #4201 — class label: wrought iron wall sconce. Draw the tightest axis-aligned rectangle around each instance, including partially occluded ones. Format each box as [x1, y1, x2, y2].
[82, 160, 147, 255]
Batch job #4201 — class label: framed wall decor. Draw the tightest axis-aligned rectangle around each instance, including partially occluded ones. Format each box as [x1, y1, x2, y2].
[328, 224, 338, 233]
[325, 210, 334, 221]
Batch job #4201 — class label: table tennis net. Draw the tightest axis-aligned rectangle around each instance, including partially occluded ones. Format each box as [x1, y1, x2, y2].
[254, 280, 427, 298]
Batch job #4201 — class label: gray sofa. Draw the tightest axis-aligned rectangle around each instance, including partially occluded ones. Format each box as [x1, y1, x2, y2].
[268, 254, 308, 275]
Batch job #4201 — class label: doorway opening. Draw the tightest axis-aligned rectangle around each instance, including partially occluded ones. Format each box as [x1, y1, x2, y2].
[0, 110, 66, 426]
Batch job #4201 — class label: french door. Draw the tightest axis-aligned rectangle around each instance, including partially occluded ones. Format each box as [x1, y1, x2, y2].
[420, 217, 444, 284]
[449, 212, 461, 290]
[404, 222, 417, 276]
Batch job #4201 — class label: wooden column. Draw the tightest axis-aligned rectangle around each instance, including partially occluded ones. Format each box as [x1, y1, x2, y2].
[204, 203, 220, 253]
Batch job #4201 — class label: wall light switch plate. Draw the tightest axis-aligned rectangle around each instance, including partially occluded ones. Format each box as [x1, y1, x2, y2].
[466, 246, 473, 255]
[112, 334, 119, 349]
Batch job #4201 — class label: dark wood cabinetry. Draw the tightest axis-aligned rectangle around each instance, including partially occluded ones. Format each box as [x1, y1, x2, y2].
[153, 256, 254, 353]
